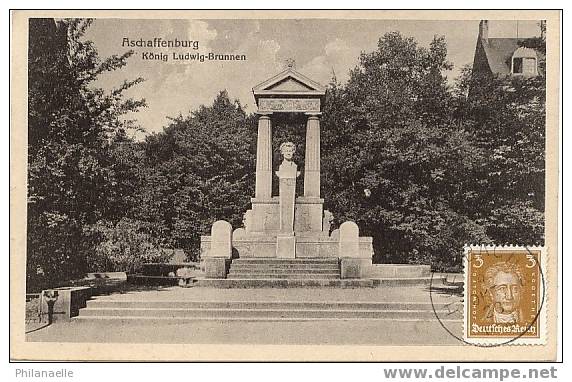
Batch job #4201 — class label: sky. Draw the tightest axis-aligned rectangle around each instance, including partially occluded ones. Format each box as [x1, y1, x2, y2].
[85, 19, 541, 137]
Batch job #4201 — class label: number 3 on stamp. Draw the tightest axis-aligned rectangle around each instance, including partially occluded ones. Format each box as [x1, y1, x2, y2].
[463, 245, 547, 345]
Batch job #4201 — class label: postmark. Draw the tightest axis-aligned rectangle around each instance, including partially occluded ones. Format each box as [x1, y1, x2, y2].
[463, 245, 546, 345]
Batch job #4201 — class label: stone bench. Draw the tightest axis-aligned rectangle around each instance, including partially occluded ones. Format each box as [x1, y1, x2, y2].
[141, 263, 200, 277]
[85, 271, 127, 281]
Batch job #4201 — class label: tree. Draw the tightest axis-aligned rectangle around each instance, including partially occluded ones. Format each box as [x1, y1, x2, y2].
[454, 52, 545, 245]
[321, 32, 488, 269]
[27, 19, 145, 291]
[131, 91, 257, 259]
[27, 23, 545, 282]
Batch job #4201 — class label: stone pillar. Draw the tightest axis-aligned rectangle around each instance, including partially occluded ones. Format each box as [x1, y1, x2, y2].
[339, 221, 369, 279]
[210, 220, 233, 258]
[339, 221, 359, 257]
[255, 114, 272, 199]
[276, 161, 298, 259]
[204, 220, 232, 278]
[278, 174, 296, 235]
[304, 113, 321, 197]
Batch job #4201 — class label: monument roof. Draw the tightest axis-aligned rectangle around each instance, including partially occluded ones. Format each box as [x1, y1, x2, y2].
[252, 67, 326, 102]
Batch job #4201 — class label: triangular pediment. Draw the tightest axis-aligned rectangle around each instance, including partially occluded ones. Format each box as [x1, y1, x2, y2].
[266, 77, 315, 92]
[253, 68, 326, 95]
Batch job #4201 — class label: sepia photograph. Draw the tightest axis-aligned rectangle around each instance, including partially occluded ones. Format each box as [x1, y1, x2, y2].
[9, 10, 561, 362]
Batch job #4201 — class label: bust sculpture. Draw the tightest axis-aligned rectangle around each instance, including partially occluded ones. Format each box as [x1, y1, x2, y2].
[278, 141, 300, 178]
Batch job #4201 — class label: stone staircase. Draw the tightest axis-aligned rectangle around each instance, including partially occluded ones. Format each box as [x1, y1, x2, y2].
[197, 258, 441, 288]
[75, 299, 463, 323]
[199, 258, 377, 287]
[73, 278, 464, 325]
[228, 258, 341, 279]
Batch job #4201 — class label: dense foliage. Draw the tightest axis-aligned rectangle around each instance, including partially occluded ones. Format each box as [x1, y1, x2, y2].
[26, 20, 546, 290]
[455, 67, 545, 245]
[130, 93, 257, 259]
[27, 18, 149, 291]
[320, 33, 545, 268]
[321, 34, 488, 268]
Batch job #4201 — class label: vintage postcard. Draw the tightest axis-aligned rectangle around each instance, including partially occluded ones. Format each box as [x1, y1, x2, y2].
[10, 10, 560, 361]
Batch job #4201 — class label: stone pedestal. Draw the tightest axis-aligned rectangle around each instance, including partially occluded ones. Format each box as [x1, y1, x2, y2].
[39, 286, 92, 323]
[278, 176, 296, 235]
[203, 234, 373, 259]
[204, 258, 230, 278]
[338, 221, 372, 279]
[276, 235, 296, 259]
[341, 258, 371, 279]
[294, 197, 323, 232]
[249, 197, 279, 233]
[203, 220, 233, 278]
[276, 158, 298, 258]
[248, 196, 324, 234]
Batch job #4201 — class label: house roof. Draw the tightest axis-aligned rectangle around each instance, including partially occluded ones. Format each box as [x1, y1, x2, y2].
[482, 38, 521, 75]
[481, 38, 545, 75]
[513, 46, 538, 58]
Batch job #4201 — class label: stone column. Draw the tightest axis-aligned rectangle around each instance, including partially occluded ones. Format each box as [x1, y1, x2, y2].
[255, 114, 272, 199]
[304, 113, 321, 197]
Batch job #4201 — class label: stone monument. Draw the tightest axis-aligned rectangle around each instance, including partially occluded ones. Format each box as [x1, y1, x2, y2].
[201, 61, 373, 277]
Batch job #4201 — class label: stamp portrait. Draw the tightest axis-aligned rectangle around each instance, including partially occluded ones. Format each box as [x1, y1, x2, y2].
[464, 246, 546, 345]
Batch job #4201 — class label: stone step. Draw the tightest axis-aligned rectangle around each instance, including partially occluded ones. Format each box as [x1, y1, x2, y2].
[78, 307, 461, 320]
[86, 300, 462, 311]
[197, 278, 374, 288]
[228, 268, 339, 274]
[371, 277, 437, 287]
[230, 264, 340, 271]
[228, 273, 340, 279]
[74, 315, 463, 324]
[232, 258, 338, 265]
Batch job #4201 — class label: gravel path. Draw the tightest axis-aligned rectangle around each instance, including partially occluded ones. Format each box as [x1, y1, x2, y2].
[26, 317, 463, 345]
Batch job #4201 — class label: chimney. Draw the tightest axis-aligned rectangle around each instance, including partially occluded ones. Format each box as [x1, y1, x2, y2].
[479, 20, 489, 41]
[540, 20, 546, 40]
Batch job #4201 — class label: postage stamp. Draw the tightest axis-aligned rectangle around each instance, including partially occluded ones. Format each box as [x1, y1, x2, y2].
[463, 245, 547, 345]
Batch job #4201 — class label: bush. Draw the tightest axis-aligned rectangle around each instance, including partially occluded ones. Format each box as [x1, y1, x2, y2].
[86, 218, 172, 273]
